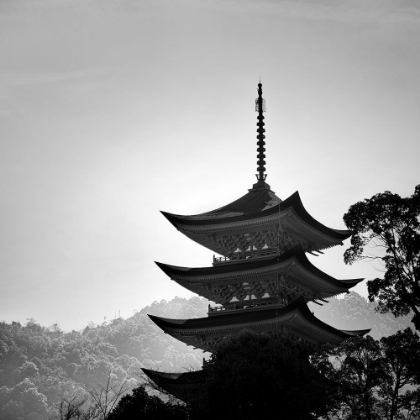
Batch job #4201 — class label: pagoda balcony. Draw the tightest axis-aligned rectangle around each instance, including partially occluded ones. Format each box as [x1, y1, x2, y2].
[208, 298, 287, 317]
[213, 248, 278, 265]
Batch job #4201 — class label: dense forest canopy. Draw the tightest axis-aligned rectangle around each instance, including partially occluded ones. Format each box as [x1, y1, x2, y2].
[0, 293, 414, 419]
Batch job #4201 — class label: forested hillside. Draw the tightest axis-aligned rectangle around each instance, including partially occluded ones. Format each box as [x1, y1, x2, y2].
[0, 296, 208, 419]
[0, 293, 414, 419]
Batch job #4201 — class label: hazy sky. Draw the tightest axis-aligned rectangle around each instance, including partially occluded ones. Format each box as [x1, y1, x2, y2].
[1, 0, 419, 331]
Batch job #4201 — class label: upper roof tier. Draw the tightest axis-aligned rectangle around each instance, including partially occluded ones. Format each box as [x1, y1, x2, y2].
[161, 189, 351, 256]
[161, 82, 350, 257]
[164, 183, 281, 222]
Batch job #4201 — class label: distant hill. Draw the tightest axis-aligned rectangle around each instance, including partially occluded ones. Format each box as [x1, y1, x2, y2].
[0, 293, 415, 419]
[310, 292, 413, 340]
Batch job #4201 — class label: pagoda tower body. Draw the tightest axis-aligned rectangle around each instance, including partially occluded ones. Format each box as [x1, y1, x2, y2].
[148, 82, 368, 353]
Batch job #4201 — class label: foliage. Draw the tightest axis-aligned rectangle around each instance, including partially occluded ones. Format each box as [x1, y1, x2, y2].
[0, 378, 50, 420]
[343, 185, 420, 329]
[108, 385, 187, 420]
[1, 294, 417, 419]
[313, 336, 386, 419]
[312, 328, 420, 420]
[85, 372, 131, 420]
[378, 329, 420, 419]
[54, 371, 135, 420]
[0, 297, 207, 419]
[56, 396, 88, 420]
[192, 330, 332, 420]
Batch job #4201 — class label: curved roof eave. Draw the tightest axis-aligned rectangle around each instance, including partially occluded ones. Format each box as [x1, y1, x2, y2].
[339, 328, 371, 336]
[155, 245, 364, 290]
[281, 192, 351, 240]
[160, 191, 351, 241]
[147, 296, 368, 340]
[142, 368, 205, 384]
[142, 368, 183, 381]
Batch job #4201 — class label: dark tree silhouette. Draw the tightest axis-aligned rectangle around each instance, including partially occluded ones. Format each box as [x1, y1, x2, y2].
[343, 185, 420, 329]
[312, 330, 420, 420]
[56, 396, 87, 420]
[379, 328, 420, 419]
[194, 330, 332, 420]
[313, 336, 387, 419]
[86, 371, 130, 420]
[107, 386, 187, 420]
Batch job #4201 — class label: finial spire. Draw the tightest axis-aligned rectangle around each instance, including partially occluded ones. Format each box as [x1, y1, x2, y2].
[250, 81, 270, 191]
[255, 81, 267, 182]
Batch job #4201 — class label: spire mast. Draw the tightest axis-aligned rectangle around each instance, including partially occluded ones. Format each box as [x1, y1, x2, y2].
[252, 81, 270, 190]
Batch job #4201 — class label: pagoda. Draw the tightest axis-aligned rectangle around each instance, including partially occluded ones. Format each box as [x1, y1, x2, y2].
[143, 83, 368, 392]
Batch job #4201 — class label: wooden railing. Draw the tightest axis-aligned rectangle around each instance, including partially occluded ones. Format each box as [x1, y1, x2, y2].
[213, 248, 278, 265]
[208, 299, 285, 316]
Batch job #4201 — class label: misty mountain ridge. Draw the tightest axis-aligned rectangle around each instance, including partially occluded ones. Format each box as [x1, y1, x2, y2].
[0, 293, 414, 420]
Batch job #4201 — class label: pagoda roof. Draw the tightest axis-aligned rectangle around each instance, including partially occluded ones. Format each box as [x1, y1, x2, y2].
[142, 369, 206, 402]
[161, 190, 350, 245]
[148, 296, 370, 350]
[142, 368, 205, 385]
[155, 245, 362, 289]
[162, 188, 351, 258]
[155, 245, 363, 303]
[163, 185, 281, 222]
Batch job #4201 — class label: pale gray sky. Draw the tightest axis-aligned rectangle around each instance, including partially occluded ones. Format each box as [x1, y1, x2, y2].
[1, 0, 419, 330]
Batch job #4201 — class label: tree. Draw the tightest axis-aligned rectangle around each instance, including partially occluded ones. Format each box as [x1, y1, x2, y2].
[312, 330, 420, 420]
[313, 336, 387, 420]
[195, 330, 332, 420]
[343, 185, 420, 330]
[55, 396, 87, 420]
[378, 328, 420, 420]
[86, 371, 130, 420]
[107, 386, 187, 420]
[53, 371, 131, 420]
[0, 378, 50, 420]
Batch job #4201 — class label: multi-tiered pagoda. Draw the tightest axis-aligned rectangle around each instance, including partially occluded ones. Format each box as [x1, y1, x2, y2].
[143, 82, 368, 396]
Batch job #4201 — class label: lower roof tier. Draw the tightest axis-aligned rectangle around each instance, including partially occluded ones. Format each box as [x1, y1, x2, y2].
[162, 191, 351, 256]
[156, 245, 363, 305]
[142, 369, 205, 403]
[148, 296, 370, 352]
